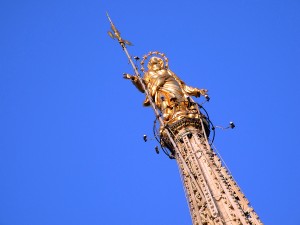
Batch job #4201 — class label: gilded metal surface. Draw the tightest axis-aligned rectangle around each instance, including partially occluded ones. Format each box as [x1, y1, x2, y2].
[107, 15, 263, 225]
[124, 52, 207, 124]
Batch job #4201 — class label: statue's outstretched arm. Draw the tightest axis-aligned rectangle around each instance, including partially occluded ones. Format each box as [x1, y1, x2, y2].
[123, 73, 145, 93]
[168, 70, 207, 97]
[184, 85, 208, 97]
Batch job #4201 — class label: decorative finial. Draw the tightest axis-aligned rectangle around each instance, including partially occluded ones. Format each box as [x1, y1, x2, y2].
[106, 12, 133, 47]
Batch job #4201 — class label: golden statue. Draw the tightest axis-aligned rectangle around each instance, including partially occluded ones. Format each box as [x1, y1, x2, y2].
[124, 52, 207, 124]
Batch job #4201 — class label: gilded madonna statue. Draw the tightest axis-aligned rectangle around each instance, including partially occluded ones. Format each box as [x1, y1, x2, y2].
[124, 53, 207, 123]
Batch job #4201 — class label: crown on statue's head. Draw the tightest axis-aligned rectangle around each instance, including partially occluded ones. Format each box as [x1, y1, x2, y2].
[140, 51, 169, 72]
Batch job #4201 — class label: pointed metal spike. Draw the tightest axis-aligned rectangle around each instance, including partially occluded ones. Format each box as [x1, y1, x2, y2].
[106, 12, 113, 24]
[106, 12, 120, 38]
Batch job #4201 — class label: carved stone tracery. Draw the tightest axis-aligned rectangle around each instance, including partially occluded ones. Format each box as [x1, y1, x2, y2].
[162, 118, 263, 225]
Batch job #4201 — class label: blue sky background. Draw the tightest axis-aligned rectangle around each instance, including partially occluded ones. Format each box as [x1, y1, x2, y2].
[1, 1, 300, 224]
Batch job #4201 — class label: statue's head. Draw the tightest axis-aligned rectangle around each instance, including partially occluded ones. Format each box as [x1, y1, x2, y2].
[148, 57, 164, 71]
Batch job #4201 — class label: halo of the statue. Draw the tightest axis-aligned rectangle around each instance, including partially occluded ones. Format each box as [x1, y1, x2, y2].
[140, 51, 169, 72]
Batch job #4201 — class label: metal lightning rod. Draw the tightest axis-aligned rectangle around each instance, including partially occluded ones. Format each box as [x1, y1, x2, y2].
[106, 12, 181, 154]
[106, 13, 165, 126]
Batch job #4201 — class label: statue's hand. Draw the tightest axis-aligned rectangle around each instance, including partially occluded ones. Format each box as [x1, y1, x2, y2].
[199, 89, 208, 96]
[194, 89, 208, 97]
[123, 73, 133, 80]
[123, 73, 139, 83]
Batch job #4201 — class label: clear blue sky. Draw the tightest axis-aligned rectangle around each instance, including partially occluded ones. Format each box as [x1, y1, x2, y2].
[1, 1, 299, 225]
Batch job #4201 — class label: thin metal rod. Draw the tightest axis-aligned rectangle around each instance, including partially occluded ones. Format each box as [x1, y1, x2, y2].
[106, 13, 180, 155]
